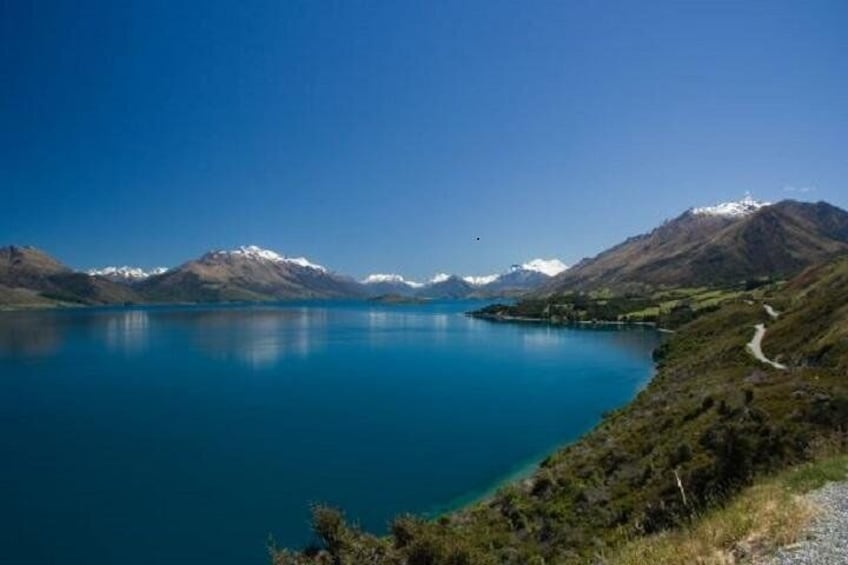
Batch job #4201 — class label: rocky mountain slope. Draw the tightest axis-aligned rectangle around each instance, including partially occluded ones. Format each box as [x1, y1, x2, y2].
[540, 199, 848, 294]
[137, 245, 365, 302]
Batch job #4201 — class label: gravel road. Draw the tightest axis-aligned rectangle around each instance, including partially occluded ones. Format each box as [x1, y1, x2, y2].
[768, 481, 848, 564]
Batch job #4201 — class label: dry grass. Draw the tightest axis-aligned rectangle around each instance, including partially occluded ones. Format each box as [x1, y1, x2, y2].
[605, 454, 848, 565]
[604, 479, 815, 565]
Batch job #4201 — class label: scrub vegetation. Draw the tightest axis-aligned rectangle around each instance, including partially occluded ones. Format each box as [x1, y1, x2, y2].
[271, 257, 848, 564]
[472, 282, 775, 329]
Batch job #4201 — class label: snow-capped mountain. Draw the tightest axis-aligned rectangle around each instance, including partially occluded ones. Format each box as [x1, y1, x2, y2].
[211, 245, 327, 272]
[8, 197, 848, 309]
[361, 273, 424, 288]
[462, 274, 500, 286]
[520, 258, 568, 277]
[416, 274, 476, 299]
[138, 244, 362, 301]
[360, 273, 424, 296]
[460, 259, 569, 289]
[464, 261, 567, 295]
[87, 266, 169, 281]
[540, 199, 848, 293]
[691, 193, 770, 218]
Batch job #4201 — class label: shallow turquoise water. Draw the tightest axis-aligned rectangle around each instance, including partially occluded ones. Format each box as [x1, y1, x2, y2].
[0, 301, 659, 564]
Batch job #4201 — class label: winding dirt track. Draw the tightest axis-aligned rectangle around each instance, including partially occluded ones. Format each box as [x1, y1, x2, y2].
[746, 305, 786, 370]
[764, 304, 780, 320]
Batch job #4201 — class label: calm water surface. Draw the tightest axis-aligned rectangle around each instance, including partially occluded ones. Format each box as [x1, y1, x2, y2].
[0, 301, 660, 564]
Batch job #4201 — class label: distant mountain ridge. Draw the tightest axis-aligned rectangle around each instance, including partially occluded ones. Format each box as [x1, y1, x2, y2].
[540, 198, 848, 294]
[358, 274, 425, 297]
[0, 244, 567, 306]
[360, 259, 569, 298]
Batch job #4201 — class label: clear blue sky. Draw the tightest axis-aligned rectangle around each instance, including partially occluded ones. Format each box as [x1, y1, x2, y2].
[2, 1, 846, 279]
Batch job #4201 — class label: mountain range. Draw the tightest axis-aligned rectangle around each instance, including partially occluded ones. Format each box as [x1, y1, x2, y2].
[0, 244, 567, 307]
[361, 259, 568, 299]
[3, 197, 847, 308]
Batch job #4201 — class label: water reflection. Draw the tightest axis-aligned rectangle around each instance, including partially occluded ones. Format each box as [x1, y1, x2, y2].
[601, 326, 661, 360]
[364, 309, 456, 347]
[0, 305, 661, 370]
[432, 314, 449, 330]
[104, 310, 150, 353]
[0, 312, 62, 358]
[521, 325, 660, 360]
[183, 308, 326, 368]
[367, 310, 390, 329]
[0, 307, 331, 367]
[522, 328, 561, 349]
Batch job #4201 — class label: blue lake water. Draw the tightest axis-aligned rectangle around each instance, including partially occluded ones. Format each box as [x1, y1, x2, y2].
[0, 301, 660, 565]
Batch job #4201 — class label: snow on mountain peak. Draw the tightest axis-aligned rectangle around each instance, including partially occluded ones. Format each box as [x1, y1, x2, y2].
[284, 256, 327, 272]
[87, 266, 169, 280]
[463, 274, 500, 286]
[520, 258, 569, 277]
[361, 273, 424, 288]
[219, 245, 327, 272]
[691, 193, 770, 218]
[363, 273, 405, 284]
[437, 259, 568, 286]
[230, 245, 284, 262]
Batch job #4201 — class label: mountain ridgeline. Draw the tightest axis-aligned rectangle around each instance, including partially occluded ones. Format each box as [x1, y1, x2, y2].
[0, 245, 566, 307]
[539, 199, 848, 294]
[2, 199, 848, 308]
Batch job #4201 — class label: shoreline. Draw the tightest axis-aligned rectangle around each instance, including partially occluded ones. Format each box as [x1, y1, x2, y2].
[430, 313, 665, 518]
[424, 456, 546, 520]
[468, 311, 672, 332]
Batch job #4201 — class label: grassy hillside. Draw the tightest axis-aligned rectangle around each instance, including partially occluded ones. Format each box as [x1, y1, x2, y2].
[0, 285, 57, 309]
[271, 257, 848, 564]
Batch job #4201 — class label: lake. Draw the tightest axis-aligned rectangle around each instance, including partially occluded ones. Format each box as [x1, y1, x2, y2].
[0, 301, 660, 564]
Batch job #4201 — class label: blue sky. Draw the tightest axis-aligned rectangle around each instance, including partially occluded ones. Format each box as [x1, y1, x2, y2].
[2, 1, 846, 279]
